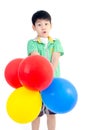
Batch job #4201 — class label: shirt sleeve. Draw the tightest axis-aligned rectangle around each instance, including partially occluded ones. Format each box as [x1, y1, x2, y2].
[53, 39, 64, 56]
[27, 40, 38, 55]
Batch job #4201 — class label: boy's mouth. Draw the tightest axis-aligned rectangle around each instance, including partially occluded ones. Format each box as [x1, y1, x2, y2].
[43, 31, 46, 34]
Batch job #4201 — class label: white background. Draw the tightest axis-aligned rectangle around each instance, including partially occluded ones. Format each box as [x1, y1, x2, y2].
[0, 0, 86, 129]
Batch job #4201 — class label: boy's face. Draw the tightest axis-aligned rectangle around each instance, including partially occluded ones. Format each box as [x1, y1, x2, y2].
[32, 19, 52, 38]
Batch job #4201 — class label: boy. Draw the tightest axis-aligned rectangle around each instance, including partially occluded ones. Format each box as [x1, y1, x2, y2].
[27, 10, 64, 130]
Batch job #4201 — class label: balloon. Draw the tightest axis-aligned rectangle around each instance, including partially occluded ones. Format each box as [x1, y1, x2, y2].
[6, 87, 42, 124]
[18, 55, 53, 91]
[41, 78, 78, 114]
[4, 58, 23, 88]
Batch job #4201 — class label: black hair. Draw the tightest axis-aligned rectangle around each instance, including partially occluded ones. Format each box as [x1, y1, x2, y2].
[32, 10, 51, 25]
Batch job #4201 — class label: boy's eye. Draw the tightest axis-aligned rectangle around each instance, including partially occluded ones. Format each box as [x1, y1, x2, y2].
[45, 23, 48, 25]
[38, 23, 41, 26]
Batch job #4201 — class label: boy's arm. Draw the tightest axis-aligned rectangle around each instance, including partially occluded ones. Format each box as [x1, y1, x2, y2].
[51, 52, 60, 71]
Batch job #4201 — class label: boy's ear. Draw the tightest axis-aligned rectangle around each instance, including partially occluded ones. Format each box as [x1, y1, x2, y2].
[32, 25, 36, 31]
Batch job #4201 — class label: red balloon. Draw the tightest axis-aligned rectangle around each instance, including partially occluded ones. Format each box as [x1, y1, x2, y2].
[18, 55, 53, 91]
[4, 58, 23, 88]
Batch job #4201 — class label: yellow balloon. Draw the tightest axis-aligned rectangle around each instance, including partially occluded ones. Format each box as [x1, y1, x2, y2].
[6, 87, 42, 124]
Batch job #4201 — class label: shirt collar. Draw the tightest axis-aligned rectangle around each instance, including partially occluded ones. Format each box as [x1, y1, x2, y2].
[34, 36, 54, 43]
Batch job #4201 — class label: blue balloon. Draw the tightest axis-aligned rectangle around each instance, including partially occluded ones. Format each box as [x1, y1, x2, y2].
[41, 78, 78, 114]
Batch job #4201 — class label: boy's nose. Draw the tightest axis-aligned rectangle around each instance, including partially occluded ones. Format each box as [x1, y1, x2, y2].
[41, 26, 46, 30]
